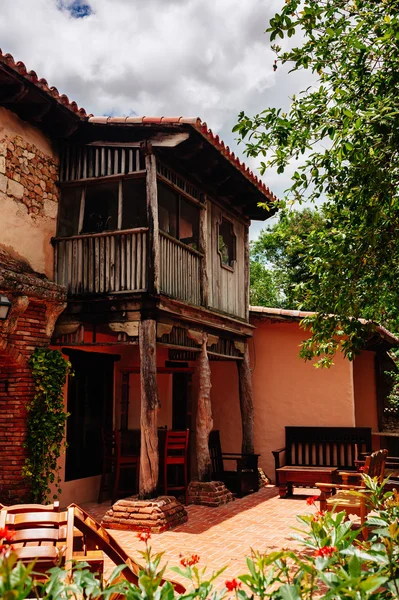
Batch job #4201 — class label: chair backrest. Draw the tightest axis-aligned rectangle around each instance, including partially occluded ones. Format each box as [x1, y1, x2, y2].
[364, 448, 388, 483]
[0, 505, 74, 570]
[208, 430, 224, 479]
[102, 429, 121, 461]
[164, 430, 189, 460]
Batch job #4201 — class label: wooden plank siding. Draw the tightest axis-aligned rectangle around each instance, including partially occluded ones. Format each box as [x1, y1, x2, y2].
[54, 229, 148, 295]
[207, 203, 247, 320]
[159, 232, 202, 306]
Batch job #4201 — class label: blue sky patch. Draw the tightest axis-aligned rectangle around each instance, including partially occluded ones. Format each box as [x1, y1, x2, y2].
[58, 1, 93, 18]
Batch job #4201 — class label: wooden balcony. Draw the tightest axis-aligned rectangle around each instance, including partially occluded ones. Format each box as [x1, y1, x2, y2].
[159, 232, 202, 306]
[53, 228, 148, 295]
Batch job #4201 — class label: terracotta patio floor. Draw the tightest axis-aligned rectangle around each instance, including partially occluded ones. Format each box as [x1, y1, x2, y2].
[82, 486, 320, 588]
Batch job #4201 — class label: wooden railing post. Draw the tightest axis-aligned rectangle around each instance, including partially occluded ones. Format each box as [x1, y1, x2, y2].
[139, 318, 159, 498]
[237, 342, 255, 454]
[144, 146, 160, 295]
[199, 198, 209, 307]
[195, 334, 213, 481]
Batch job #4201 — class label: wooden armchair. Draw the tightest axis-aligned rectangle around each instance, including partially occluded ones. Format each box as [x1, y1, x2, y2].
[316, 449, 388, 539]
[208, 430, 259, 497]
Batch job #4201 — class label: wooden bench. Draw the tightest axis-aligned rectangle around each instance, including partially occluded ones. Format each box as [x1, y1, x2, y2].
[272, 426, 372, 497]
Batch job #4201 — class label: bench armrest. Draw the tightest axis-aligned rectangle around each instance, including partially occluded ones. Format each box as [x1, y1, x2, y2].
[272, 448, 286, 484]
[316, 482, 364, 491]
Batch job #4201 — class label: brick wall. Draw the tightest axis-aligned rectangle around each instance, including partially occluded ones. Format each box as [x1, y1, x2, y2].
[0, 300, 49, 503]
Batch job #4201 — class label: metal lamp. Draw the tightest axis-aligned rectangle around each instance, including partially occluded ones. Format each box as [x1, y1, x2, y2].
[0, 295, 12, 320]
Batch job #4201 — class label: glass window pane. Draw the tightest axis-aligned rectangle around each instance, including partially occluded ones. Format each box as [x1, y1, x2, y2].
[58, 186, 81, 237]
[218, 219, 236, 267]
[82, 181, 118, 234]
[158, 182, 177, 238]
[179, 197, 200, 249]
[122, 178, 147, 229]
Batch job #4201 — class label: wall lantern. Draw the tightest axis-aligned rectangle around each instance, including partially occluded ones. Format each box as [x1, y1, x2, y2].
[0, 295, 12, 320]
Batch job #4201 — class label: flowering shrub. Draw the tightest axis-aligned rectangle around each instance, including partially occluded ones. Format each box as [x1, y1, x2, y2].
[2, 476, 399, 598]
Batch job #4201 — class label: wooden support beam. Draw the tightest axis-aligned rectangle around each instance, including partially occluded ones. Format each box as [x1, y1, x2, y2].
[244, 225, 250, 322]
[139, 318, 159, 498]
[237, 343, 255, 454]
[200, 197, 209, 307]
[145, 148, 160, 295]
[195, 334, 213, 481]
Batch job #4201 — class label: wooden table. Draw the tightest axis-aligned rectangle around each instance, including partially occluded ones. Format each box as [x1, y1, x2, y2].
[276, 466, 338, 499]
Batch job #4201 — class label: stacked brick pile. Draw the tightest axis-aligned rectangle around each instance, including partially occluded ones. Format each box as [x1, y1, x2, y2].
[188, 481, 234, 507]
[0, 134, 59, 217]
[102, 496, 188, 533]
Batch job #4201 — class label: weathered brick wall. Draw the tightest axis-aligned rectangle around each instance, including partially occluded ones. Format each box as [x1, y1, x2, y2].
[0, 134, 59, 218]
[0, 301, 49, 504]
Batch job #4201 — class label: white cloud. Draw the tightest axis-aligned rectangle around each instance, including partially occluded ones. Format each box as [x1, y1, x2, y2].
[0, 0, 311, 238]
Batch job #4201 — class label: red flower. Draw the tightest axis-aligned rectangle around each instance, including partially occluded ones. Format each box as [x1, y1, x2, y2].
[137, 530, 151, 543]
[180, 554, 200, 567]
[225, 579, 242, 592]
[312, 510, 325, 522]
[306, 495, 319, 506]
[0, 528, 14, 542]
[359, 466, 365, 472]
[314, 545, 337, 558]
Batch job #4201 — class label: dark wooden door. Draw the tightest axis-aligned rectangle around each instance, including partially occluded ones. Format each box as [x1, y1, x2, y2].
[65, 351, 117, 481]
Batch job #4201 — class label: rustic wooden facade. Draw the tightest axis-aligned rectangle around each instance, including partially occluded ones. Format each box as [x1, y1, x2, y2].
[50, 117, 277, 498]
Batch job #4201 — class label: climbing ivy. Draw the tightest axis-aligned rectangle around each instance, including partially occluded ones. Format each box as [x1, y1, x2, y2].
[22, 348, 72, 503]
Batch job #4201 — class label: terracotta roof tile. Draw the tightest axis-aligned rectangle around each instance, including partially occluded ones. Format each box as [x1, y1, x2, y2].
[0, 49, 87, 118]
[88, 115, 277, 203]
[249, 306, 399, 346]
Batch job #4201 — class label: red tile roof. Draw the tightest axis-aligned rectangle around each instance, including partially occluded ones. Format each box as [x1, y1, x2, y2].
[0, 49, 276, 203]
[0, 49, 87, 117]
[249, 306, 399, 346]
[88, 116, 278, 203]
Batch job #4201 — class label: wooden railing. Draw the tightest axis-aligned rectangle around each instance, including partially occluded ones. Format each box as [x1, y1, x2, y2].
[53, 228, 148, 295]
[159, 232, 202, 306]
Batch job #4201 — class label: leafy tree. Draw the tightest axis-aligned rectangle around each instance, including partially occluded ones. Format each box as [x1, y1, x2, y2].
[250, 208, 324, 309]
[235, 0, 399, 365]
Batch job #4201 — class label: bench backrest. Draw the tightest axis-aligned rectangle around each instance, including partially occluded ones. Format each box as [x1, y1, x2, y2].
[285, 426, 372, 470]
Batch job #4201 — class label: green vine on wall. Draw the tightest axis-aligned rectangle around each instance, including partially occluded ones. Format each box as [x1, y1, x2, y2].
[22, 348, 72, 503]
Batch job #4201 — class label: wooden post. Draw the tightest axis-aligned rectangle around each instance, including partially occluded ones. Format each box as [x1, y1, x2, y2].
[243, 224, 250, 322]
[237, 342, 255, 454]
[195, 334, 213, 481]
[200, 197, 209, 307]
[145, 147, 160, 295]
[139, 318, 159, 498]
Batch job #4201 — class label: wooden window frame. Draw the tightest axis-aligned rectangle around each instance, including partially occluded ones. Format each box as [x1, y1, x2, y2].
[217, 216, 236, 272]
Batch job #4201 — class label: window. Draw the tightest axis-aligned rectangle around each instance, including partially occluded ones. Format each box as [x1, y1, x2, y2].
[158, 182, 200, 249]
[122, 178, 147, 229]
[82, 181, 118, 234]
[218, 218, 236, 269]
[58, 176, 147, 236]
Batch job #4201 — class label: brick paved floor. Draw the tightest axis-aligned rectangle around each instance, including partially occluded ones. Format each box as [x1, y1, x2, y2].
[82, 486, 321, 588]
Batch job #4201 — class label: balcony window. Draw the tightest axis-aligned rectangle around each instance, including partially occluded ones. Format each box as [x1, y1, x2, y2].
[82, 181, 118, 234]
[218, 218, 236, 269]
[122, 178, 147, 229]
[57, 186, 81, 237]
[158, 182, 200, 249]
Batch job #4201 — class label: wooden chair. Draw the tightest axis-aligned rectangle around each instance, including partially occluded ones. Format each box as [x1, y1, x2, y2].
[164, 429, 189, 505]
[98, 429, 139, 504]
[316, 448, 388, 539]
[208, 430, 259, 497]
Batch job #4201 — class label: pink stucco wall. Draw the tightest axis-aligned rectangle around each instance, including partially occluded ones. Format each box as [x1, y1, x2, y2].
[353, 351, 378, 432]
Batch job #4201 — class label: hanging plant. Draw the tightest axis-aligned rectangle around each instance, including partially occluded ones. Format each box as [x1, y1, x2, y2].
[22, 348, 72, 503]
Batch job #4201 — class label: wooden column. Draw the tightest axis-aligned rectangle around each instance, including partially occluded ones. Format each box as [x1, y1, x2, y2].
[195, 334, 213, 481]
[243, 223, 250, 322]
[237, 342, 255, 454]
[199, 197, 209, 307]
[139, 318, 159, 499]
[145, 147, 160, 295]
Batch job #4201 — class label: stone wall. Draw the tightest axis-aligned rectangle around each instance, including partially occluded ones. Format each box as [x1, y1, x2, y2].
[0, 107, 59, 277]
[0, 134, 59, 218]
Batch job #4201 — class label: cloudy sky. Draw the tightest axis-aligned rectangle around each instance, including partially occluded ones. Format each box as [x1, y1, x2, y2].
[0, 0, 307, 238]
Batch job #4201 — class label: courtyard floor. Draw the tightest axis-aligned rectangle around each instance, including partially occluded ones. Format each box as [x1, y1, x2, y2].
[83, 486, 319, 588]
